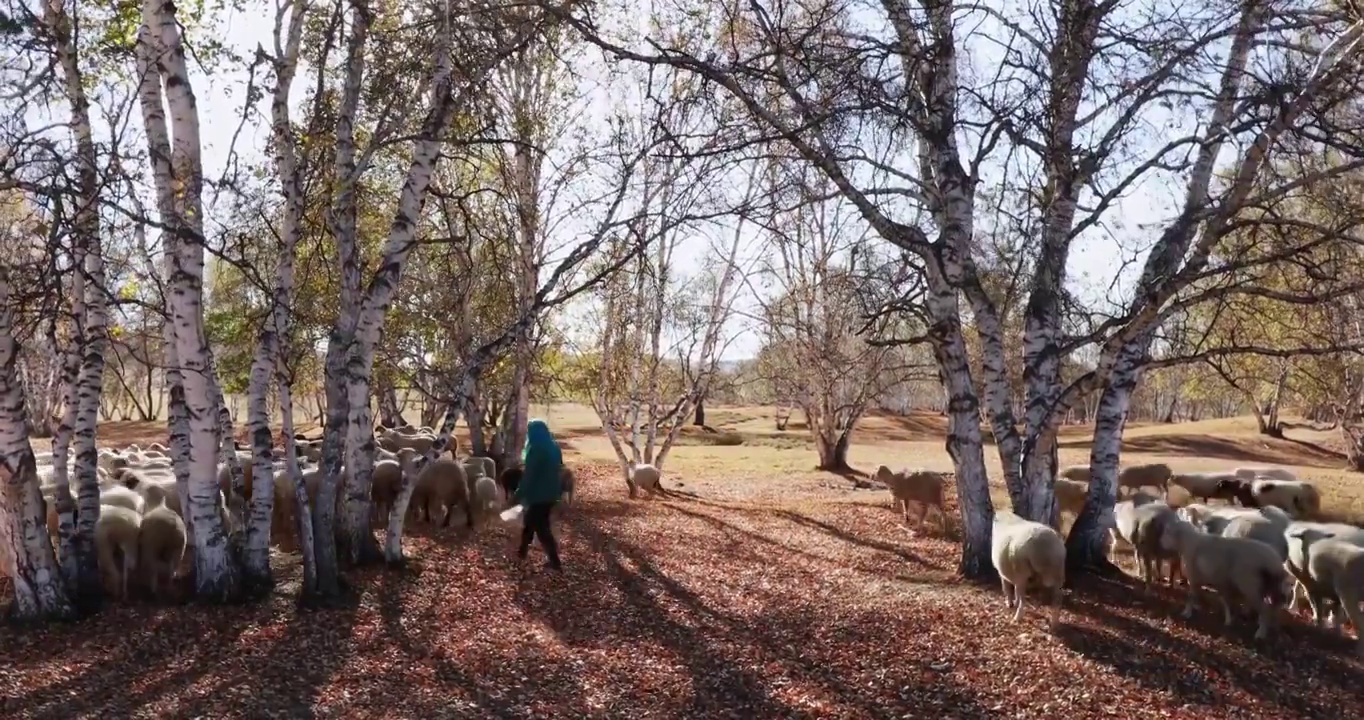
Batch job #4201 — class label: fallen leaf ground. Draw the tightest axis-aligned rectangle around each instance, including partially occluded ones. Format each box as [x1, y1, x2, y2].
[3, 463, 1363, 719]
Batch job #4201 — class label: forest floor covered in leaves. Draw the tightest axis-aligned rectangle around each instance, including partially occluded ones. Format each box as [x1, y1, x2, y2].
[3, 459, 1364, 719]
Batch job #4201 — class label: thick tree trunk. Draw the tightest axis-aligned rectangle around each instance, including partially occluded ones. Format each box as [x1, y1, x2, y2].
[140, 0, 239, 600]
[0, 280, 77, 621]
[1066, 331, 1152, 574]
[341, 367, 382, 564]
[313, 0, 370, 592]
[922, 258, 994, 579]
[693, 399, 705, 426]
[814, 427, 852, 472]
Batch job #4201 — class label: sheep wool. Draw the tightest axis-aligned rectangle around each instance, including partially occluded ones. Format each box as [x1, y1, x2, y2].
[990, 512, 1067, 628]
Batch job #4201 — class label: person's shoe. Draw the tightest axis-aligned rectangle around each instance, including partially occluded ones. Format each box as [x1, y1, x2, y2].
[545, 561, 563, 572]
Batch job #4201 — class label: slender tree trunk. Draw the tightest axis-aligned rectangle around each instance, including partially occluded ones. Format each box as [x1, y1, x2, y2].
[278, 362, 318, 599]
[242, 0, 310, 592]
[0, 279, 77, 621]
[693, 398, 705, 426]
[44, 0, 107, 605]
[340, 12, 460, 565]
[47, 320, 85, 599]
[377, 378, 405, 428]
[315, 0, 370, 592]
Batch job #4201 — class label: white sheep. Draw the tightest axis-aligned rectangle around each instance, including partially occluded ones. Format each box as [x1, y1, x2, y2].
[469, 476, 501, 526]
[1219, 507, 1292, 562]
[1285, 527, 1364, 655]
[95, 504, 142, 601]
[1178, 503, 1261, 534]
[1250, 479, 1321, 519]
[1158, 517, 1288, 640]
[1234, 467, 1299, 483]
[630, 463, 664, 497]
[1113, 493, 1181, 586]
[1283, 522, 1364, 622]
[990, 511, 1067, 627]
[873, 465, 947, 533]
[100, 485, 145, 515]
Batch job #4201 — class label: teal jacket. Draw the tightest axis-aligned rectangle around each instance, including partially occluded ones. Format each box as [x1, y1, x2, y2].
[513, 419, 563, 506]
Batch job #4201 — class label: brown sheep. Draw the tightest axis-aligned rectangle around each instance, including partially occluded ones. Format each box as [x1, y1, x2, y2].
[1117, 463, 1173, 496]
[399, 449, 472, 528]
[873, 465, 946, 533]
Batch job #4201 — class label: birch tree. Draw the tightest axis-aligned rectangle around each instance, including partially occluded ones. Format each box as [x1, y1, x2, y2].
[136, 0, 239, 599]
[40, 0, 111, 605]
[240, 0, 311, 594]
[558, 0, 1364, 575]
[0, 271, 77, 621]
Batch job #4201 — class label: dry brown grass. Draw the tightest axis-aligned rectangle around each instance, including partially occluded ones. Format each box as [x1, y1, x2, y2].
[4, 406, 1363, 717]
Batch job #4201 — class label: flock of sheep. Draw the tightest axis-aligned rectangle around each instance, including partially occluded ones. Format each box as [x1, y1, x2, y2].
[874, 461, 1363, 656]
[35, 423, 604, 602]
[38, 416, 1359, 659]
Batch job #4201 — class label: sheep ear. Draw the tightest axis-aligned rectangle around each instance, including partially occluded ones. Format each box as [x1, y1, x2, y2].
[1259, 482, 1276, 492]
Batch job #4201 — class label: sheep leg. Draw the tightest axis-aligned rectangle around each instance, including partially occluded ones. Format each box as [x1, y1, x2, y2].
[916, 502, 929, 530]
[1001, 578, 1015, 608]
[1011, 584, 1026, 622]
[1287, 579, 1302, 612]
[1049, 587, 1063, 629]
[1180, 587, 1200, 620]
[121, 546, 134, 601]
[1217, 593, 1234, 627]
[1334, 587, 1364, 656]
[1305, 590, 1328, 626]
[1252, 597, 1273, 640]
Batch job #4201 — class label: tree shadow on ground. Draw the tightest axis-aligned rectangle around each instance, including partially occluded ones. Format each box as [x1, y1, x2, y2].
[1058, 433, 1343, 468]
[2, 605, 259, 718]
[1057, 575, 1364, 717]
[766, 508, 952, 569]
[374, 563, 592, 718]
[504, 511, 1002, 718]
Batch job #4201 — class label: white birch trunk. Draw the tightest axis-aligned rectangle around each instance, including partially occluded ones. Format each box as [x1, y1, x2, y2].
[140, 1, 238, 599]
[0, 278, 77, 621]
[1014, 2, 1098, 520]
[242, 0, 310, 590]
[923, 258, 995, 577]
[342, 18, 458, 560]
[48, 0, 111, 605]
[1066, 328, 1153, 570]
[317, 0, 369, 583]
[277, 362, 317, 597]
[47, 323, 81, 594]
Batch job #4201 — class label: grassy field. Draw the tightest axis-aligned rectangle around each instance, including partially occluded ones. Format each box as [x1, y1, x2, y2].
[3, 405, 1362, 718]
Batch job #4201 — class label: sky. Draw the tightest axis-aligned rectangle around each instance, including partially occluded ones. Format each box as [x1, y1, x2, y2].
[18, 1, 1215, 364]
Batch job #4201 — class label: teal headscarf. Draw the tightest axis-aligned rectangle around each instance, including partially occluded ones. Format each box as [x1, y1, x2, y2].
[523, 418, 561, 465]
[515, 418, 564, 505]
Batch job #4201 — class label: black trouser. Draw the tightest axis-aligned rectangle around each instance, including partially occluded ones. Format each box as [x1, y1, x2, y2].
[518, 502, 561, 568]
